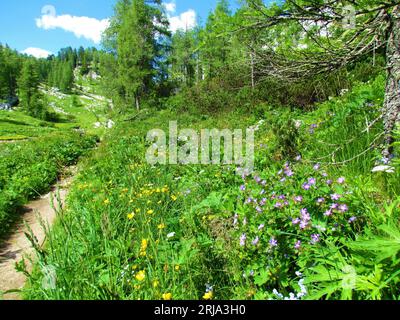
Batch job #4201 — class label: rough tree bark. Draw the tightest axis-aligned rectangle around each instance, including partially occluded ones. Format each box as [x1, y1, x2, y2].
[383, 5, 400, 159]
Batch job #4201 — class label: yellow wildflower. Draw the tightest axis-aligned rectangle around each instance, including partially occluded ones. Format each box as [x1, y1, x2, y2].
[127, 213, 135, 220]
[135, 270, 146, 282]
[203, 291, 213, 300]
[140, 239, 148, 251]
[175, 265, 180, 271]
[103, 199, 110, 205]
[157, 223, 166, 230]
[153, 280, 159, 288]
[171, 195, 177, 201]
[162, 293, 172, 300]
[147, 209, 154, 215]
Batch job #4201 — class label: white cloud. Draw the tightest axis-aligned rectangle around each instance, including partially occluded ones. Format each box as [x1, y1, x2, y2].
[21, 47, 52, 58]
[36, 13, 110, 44]
[164, 2, 176, 13]
[168, 9, 196, 33]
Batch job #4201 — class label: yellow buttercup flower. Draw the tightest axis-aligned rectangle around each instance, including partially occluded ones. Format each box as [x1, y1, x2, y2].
[140, 239, 148, 251]
[174, 265, 180, 271]
[153, 280, 160, 288]
[103, 199, 110, 205]
[147, 209, 154, 215]
[127, 213, 135, 220]
[157, 223, 166, 230]
[162, 293, 172, 300]
[203, 291, 213, 300]
[135, 270, 146, 282]
[135, 208, 140, 213]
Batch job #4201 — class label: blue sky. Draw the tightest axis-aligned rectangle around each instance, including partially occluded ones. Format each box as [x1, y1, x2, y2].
[0, 0, 242, 57]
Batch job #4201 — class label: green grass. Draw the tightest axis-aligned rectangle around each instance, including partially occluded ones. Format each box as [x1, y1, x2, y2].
[22, 76, 400, 300]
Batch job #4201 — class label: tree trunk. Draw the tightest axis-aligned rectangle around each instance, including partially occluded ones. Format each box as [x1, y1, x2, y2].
[135, 95, 140, 111]
[383, 5, 400, 159]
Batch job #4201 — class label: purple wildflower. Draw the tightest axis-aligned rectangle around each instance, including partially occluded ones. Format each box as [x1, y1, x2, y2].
[330, 203, 339, 210]
[317, 197, 325, 204]
[258, 224, 265, 231]
[256, 206, 263, 214]
[240, 185, 246, 191]
[294, 196, 303, 203]
[338, 204, 349, 213]
[324, 209, 333, 217]
[292, 218, 301, 225]
[252, 237, 260, 246]
[326, 180, 333, 185]
[269, 238, 278, 247]
[274, 202, 283, 209]
[337, 177, 345, 184]
[302, 183, 311, 190]
[278, 194, 286, 200]
[311, 234, 321, 244]
[285, 168, 294, 177]
[308, 177, 316, 185]
[313, 163, 321, 171]
[300, 221, 309, 229]
[295, 155, 302, 161]
[348, 216, 357, 223]
[240, 234, 247, 246]
[331, 194, 341, 201]
[294, 240, 302, 250]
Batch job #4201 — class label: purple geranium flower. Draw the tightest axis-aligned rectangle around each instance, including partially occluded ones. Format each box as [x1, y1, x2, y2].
[292, 218, 301, 225]
[294, 196, 303, 203]
[348, 216, 357, 223]
[311, 234, 320, 244]
[274, 202, 283, 208]
[331, 194, 341, 201]
[308, 177, 316, 185]
[302, 183, 311, 190]
[240, 234, 247, 246]
[269, 238, 278, 247]
[252, 237, 260, 246]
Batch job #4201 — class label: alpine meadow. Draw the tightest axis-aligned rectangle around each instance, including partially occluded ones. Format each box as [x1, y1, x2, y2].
[1, 0, 400, 303]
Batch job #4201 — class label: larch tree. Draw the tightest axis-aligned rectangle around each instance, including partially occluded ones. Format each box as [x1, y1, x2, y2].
[18, 59, 45, 118]
[104, 0, 170, 111]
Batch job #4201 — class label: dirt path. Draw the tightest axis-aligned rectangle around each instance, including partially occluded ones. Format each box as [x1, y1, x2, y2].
[0, 168, 76, 300]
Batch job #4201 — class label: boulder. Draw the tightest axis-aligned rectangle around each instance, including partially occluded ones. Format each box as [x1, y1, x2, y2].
[0, 103, 12, 111]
